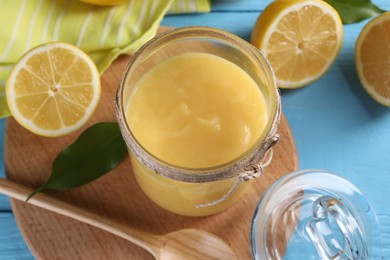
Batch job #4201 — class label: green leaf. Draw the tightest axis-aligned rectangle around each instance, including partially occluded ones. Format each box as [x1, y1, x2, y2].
[27, 122, 127, 200]
[324, 0, 385, 24]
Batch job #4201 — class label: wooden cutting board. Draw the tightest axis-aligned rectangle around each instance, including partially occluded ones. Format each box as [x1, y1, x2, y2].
[4, 28, 298, 260]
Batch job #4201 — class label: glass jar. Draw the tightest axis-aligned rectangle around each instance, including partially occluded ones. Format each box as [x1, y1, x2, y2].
[114, 26, 280, 216]
[251, 169, 381, 259]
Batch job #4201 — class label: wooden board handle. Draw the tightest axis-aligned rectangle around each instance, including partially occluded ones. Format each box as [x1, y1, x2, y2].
[0, 178, 162, 258]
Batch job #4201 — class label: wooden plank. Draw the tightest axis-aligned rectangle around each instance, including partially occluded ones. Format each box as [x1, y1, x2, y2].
[0, 119, 10, 211]
[378, 215, 390, 258]
[208, 0, 390, 12]
[0, 182, 10, 211]
[0, 213, 34, 259]
[0, 197, 10, 211]
[162, 12, 259, 40]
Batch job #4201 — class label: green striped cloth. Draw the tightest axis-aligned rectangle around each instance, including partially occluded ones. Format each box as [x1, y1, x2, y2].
[0, 0, 210, 118]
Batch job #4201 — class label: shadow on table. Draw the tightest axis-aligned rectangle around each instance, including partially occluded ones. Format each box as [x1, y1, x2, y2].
[339, 61, 389, 119]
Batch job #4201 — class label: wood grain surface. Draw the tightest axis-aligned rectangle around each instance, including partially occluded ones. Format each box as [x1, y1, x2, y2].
[4, 29, 298, 260]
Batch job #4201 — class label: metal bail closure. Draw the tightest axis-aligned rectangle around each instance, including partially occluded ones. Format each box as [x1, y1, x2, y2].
[195, 146, 275, 208]
[306, 196, 368, 259]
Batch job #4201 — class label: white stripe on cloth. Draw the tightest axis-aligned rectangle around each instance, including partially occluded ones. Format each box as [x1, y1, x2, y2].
[131, 1, 148, 41]
[40, 0, 57, 42]
[100, 7, 116, 47]
[187, 0, 197, 13]
[77, 9, 93, 47]
[176, 0, 186, 12]
[148, 0, 158, 25]
[116, 1, 135, 46]
[0, 65, 13, 73]
[0, 0, 27, 62]
[53, 1, 69, 41]
[25, 0, 44, 53]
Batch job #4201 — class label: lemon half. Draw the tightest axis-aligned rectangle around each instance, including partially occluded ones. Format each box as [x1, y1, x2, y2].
[355, 12, 390, 107]
[251, 0, 343, 88]
[6, 42, 101, 137]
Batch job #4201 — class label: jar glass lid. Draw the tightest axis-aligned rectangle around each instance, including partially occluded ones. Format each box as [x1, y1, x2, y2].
[251, 169, 381, 259]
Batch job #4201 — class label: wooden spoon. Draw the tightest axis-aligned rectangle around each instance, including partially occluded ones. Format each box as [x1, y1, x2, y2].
[0, 178, 238, 260]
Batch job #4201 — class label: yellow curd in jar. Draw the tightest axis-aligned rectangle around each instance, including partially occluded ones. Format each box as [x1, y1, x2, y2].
[126, 52, 269, 216]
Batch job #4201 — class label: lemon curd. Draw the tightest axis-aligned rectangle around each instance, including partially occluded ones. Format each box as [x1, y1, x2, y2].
[125, 52, 269, 216]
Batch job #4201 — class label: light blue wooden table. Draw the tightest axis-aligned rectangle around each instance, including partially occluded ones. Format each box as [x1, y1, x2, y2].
[1, 0, 390, 259]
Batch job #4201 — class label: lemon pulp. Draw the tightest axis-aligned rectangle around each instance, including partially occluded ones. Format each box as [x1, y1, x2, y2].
[6, 42, 100, 137]
[251, 0, 343, 88]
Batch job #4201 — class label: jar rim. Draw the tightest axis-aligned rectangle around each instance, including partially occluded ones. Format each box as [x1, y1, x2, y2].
[114, 26, 281, 183]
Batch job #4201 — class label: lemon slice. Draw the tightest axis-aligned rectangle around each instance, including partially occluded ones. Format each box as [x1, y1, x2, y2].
[251, 0, 343, 88]
[355, 12, 390, 107]
[6, 42, 101, 137]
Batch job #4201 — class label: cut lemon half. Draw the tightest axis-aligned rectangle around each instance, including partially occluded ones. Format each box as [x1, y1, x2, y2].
[251, 0, 343, 88]
[6, 42, 101, 137]
[355, 12, 390, 107]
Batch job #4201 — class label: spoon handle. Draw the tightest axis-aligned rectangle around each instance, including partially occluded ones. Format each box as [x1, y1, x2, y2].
[0, 178, 162, 258]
